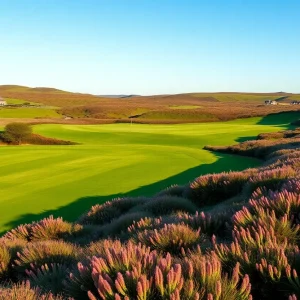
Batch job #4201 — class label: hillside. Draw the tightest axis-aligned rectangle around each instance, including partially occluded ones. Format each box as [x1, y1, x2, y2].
[0, 85, 299, 124]
[0, 125, 299, 299]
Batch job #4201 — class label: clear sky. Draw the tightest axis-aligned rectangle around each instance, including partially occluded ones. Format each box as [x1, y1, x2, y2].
[0, 0, 299, 95]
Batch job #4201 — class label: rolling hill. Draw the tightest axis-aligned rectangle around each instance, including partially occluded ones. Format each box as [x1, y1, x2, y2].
[0, 85, 299, 124]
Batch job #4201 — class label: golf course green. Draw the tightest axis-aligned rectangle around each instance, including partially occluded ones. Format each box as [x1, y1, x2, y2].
[0, 112, 298, 233]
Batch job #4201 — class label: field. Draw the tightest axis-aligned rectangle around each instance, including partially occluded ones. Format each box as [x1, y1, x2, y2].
[0, 112, 298, 233]
[0, 107, 62, 118]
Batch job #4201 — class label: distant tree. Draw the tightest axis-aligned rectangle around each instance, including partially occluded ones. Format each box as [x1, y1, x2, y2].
[2, 122, 32, 144]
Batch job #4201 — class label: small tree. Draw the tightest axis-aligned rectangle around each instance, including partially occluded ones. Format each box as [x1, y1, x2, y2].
[3, 123, 32, 144]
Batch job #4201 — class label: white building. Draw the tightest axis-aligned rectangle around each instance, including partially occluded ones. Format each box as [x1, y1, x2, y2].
[0, 97, 6, 106]
[265, 100, 277, 105]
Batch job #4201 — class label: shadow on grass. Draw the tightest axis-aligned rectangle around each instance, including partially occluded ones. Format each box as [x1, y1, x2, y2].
[233, 111, 300, 144]
[0, 153, 260, 236]
[257, 111, 300, 128]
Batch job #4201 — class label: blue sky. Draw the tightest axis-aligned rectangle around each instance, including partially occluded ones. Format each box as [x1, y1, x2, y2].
[0, 0, 299, 95]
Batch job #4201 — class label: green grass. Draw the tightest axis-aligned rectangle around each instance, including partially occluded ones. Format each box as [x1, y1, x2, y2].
[0, 113, 297, 232]
[5, 98, 29, 105]
[0, 107, 62, 118]
[169, 105, 202, 109]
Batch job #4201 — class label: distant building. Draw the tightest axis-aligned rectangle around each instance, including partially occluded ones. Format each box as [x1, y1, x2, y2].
[0, 97, 6, 106]
[265, 100, 277, 105]
[291, 100, 300, 105]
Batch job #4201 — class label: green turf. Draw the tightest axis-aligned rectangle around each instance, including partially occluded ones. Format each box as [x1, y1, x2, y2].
[0, 112, 298, 232]
[169, 105, 202, 109]
[0, 107, 62, 118]
[5, 98, 29, 105]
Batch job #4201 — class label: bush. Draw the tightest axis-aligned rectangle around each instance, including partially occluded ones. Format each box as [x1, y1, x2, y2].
[78, 197, 149, 225]
[104, 211, 152, 237]
[141, 196, 198, 216]
[3, 223, 33, 241]
[67, 241, 159, 299]
[24, 134, 77, 145]
[177, 211, 230, 236]
[155, 184, 186, 197]
[137, 223, 202, 254]
[2, 122, 32, 144]
[0, 245, 10, 280]
[30, 216, 82, 241]
[244, 166, 296, 195]
[26, 263, 69, 295]
[188, 171, 251, 206]
[14, 241, 80, 274]
[0, 239, 27, 280]
[0, 281, 67, 300]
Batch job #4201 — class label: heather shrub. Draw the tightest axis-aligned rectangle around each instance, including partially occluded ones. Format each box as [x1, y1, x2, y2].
[85, 250, 252, 300]
[137, 223, 202, 254]
[0, 281, 68, 300]
[26, 263, 69, 295]
[14, 241, 80, 274]
[205, 136, 300, 159]
[65, 261, 96, 299]
[0, 245, 10, 280]
[188, 171, 251, 206]
[3, 223, 33, 241]
[127, 216, 165, 235]
[30, 216, 77, 241]
[244, 167, 296, 195]
[182, 254, 252, 300]
[63, 224, 104, 245]
[284, 180, 300, 194]
[78, 197, 149, 225]
[248, 189, 300, 225]
[104, 211, 152, 237]
[87, 239, 123, 257]
[155, 184, 186, 197]
[177, 211, 230, 236]
[67, 241, 159, 299]
[140, 196, 198, 215]
[2, 217, 84, 243]
[0, 239, 27, 280]
[257, 132, 285, 140]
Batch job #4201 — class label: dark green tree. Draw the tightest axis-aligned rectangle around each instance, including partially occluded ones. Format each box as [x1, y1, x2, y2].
[3, 122, 32, 144]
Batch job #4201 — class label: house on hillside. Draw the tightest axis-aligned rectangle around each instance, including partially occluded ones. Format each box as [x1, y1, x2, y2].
[291, 100, 300, 105]
[0, 97, 6, 106]
[265, 100, 278, 105]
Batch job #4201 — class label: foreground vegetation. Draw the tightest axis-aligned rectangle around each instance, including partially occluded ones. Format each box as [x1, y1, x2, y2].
[0, 114, 299, 298]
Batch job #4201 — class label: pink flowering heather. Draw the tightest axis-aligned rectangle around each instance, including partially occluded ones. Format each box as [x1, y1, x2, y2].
[137, 223, 201, 254]
[14, 240, 80, 274]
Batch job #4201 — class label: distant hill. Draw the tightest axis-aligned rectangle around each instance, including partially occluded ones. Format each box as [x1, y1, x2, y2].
[98, 95, 140, 98]
[0, 85, 299, 124]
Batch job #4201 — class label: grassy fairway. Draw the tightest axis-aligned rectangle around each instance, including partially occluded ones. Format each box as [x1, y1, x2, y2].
[0, 107, 61, 118]
[0, 113, 298, 232]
